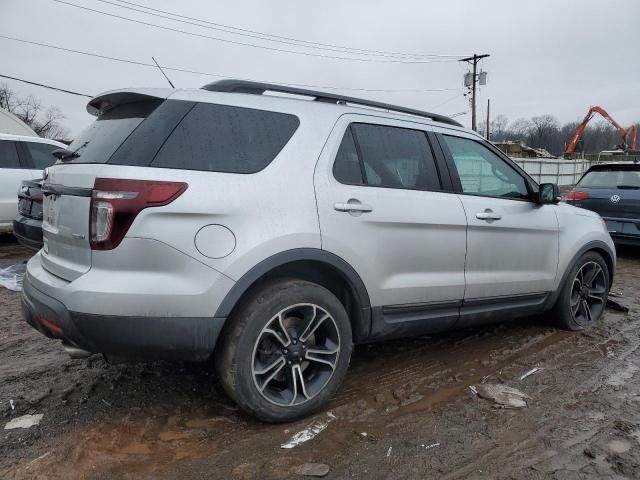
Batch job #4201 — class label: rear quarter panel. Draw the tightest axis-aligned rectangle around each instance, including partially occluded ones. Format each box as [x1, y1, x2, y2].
[115, 105, 339, 282]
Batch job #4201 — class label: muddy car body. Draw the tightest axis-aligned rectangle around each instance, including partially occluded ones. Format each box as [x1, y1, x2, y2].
[22, 81, 615, 421]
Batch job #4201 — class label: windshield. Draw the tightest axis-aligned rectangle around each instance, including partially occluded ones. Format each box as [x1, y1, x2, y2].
[578, 168, 640, 188]
[64, 100, 161, 164]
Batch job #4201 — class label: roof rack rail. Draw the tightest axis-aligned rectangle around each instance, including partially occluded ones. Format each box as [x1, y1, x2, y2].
[202, 80, 463, 127]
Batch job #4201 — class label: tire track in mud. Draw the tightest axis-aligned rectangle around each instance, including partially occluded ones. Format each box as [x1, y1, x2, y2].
[2, 244, 640, 479]
[2, 315, 569, 479]
[440, 333, 640, 480]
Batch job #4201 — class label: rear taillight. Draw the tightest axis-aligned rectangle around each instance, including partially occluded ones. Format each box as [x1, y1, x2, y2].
[565, 190, 590, 201]
[90, 178, 187, 250]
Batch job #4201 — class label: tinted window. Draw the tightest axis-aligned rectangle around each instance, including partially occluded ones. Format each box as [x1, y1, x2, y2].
[333, 128, 363, 185]
[66, 100, 161, 164]
[334, 124, 439, 190]
[0, 140, 20, 168]
[444, 135, 528, 199]
[578, 168, 640, 188]
[152, 103, 299, 173]
[24, 142, 58, 169]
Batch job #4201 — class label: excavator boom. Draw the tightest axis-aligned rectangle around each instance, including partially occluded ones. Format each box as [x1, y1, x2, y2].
[565, 106, 633, 155]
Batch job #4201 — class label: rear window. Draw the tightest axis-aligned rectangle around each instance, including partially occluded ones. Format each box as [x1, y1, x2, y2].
[578, 168, 640, 188]
[151, 103, 299, 173]
[64, 100, 161, 164]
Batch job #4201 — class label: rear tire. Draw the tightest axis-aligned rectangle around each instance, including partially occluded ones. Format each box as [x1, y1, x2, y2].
[552, 251, 610, 331]
[215, 278, 352, 423]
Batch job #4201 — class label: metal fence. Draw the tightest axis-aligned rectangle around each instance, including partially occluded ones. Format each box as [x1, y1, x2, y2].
[510, 158, 595, 186]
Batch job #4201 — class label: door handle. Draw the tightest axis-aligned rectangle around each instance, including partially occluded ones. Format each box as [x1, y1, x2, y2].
[476, 209, 502, 221]
[334, 200, 373, 214]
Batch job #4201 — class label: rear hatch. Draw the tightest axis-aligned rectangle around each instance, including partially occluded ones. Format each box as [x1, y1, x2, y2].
[40, 91, 173, 281]
[578, 187, 640, 219]
[567, 164, 640, 234]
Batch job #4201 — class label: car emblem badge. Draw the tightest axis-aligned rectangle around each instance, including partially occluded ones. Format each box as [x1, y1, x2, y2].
[610, 194, 621, 203]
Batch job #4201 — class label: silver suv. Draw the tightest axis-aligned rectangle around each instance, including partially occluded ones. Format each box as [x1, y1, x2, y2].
[22, 80, 615, 422]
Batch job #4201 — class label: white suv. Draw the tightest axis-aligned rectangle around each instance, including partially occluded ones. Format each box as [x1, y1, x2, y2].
[0, 133, 65, 232]
[21, 81, 615, 422]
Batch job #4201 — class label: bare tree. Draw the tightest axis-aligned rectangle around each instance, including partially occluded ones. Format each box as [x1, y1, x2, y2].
[529, 115, 561, 151]
[0, 83, 69, 140]
[509, 118, 533, 141]
[490, 114, 509, 139]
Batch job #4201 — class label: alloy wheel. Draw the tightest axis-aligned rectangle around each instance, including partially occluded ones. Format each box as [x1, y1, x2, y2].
[251, 303, 340, 406]
[570, 261, 607, 326]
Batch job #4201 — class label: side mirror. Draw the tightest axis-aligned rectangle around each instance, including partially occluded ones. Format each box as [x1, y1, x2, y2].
[538, 183, 560, 204]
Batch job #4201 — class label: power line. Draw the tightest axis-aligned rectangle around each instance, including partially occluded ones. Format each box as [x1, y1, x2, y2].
[0, 35, 464, 94]
[53, 0, 464, 64]
[97, 0, 464, 60]
[0, 73, 93, 97]
[430, 92, 464, 111]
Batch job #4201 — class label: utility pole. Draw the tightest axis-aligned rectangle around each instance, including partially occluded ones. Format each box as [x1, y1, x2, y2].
[486, 98, 490, 140]
[460, 54, 490, 131]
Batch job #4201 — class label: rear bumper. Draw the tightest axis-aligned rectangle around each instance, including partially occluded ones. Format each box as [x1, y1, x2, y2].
[22, 275, 225, 361]
[13, 215, 43, 251]
[603, 217, 640, 245]
[21, 237, 236, 361]
[609, 234, 640, 246]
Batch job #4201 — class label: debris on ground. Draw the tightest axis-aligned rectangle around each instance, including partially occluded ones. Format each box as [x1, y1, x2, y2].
[292, 462, 330, 477]
[4, 414, 44, 430]
[387, 446, 393, 457]
[281, 412, 336, 449]
[472, 384, 530, 409]
[25, 452, 51, 470]
[0, 263, 25, 291]
[9, 399, 15, 410]
[419, 442, 441, 450]
[606, 297, 630, 313]
[519, 367, 544, 381]
[355, 431, 377, 442]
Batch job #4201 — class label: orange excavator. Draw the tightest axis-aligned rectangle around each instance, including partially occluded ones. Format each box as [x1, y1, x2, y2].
[564, 106, 637, 157]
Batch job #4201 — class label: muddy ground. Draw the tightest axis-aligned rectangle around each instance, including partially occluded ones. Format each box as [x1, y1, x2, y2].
[1, 234, 640, 479]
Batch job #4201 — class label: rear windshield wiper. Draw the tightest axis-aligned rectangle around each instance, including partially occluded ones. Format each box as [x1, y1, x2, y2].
[52, 141, 89, 162]
[617, 185, 640, 189]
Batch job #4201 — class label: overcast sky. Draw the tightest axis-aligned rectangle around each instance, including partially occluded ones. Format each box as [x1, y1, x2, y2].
[1, 0, 638, 137]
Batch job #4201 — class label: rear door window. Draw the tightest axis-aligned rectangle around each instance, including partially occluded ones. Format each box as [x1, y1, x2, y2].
[333, 128, 364, 185]
[0, 140, 20, 168]
[333, 123, 440, 190]
[151, 103, 300, 173]
[23, 142, 59, 169]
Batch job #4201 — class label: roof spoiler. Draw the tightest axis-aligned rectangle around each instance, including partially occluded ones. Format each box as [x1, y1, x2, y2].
[86, 89, 175, 116]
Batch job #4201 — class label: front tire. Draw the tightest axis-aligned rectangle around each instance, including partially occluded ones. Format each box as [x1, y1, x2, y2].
[215, 278, 353, 422]
[552, 251, 610, 331]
